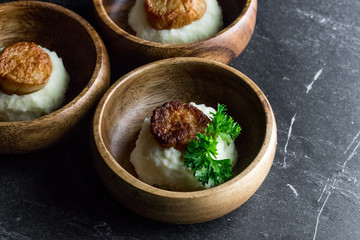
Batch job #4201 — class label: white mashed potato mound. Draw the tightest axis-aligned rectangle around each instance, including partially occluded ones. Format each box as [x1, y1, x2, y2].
[130, 103, 238, 191]
[0, 47, 70, 121]
[128, 0, 223, 44]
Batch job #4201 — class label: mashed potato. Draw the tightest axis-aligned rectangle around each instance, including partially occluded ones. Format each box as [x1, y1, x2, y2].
[0, 47, 70, 121]
[130, 103, 238, 191]
[128, 0, 223, 44]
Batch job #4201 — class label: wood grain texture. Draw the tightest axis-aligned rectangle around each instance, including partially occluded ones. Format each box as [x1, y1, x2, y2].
[93, 0, 257, 75]
[0, 1, 110, 154]
[92, 57, 277, 224]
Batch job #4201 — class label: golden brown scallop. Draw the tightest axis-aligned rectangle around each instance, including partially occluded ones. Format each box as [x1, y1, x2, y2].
[144, 0, 207, 30]
[0, 42, 52, 95]
[150, 102, 210, 151]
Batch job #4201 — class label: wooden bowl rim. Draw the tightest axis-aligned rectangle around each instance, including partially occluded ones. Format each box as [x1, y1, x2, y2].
[0, 0, 107, 126]
[93, 0, 255, 48]
[93, 57, 277, 199]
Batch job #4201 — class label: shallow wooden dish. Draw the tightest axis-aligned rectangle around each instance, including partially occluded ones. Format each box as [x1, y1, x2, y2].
[93, 0, 257, 74]
[92, 57, 276, 224]
[0, 1, 110, 154]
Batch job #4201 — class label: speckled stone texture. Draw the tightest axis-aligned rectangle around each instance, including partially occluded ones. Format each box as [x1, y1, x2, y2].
[0, 0, 359, 239]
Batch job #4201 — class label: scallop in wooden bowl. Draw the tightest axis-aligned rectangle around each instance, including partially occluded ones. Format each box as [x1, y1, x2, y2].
[93, 0, 257, 74]
[92, 57, 276, 224]
[0, 1, 110, 154]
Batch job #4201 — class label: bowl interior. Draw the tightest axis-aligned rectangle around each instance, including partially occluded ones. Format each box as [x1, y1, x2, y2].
[0, 2, 97, 104]
[102, 0, 248, 38]
[99, 59, 266, 181]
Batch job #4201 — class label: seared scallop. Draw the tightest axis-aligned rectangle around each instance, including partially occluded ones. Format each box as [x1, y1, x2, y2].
[0, 42, 52, 95]
[144, 0, 207, 30]
[150, 101, 210, 151]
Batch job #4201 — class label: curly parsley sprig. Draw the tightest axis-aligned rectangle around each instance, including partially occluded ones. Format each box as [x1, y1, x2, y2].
[184, 104, 241, 187]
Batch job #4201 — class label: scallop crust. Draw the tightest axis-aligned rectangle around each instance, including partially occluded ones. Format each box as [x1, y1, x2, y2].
[144, 0, 207, 29]
[0, 42, 52, 95]
[150, 101, 210, 151]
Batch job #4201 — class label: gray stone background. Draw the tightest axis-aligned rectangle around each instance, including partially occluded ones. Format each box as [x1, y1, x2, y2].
[0, 0, 359, 239]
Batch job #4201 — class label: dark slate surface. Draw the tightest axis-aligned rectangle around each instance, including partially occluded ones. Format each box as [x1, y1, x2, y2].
[0, 0, 359, 239]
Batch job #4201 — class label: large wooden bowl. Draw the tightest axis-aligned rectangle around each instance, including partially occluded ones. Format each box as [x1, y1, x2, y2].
[0, 1, 110, 154]
[93, 0, 257, 74]
[92, 57, 276, 224]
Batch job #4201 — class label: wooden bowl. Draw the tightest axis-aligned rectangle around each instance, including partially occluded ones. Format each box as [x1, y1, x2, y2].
[0, 1, 110, 154]
[93, 0, 257, 74]
[92, 57, 276, 224]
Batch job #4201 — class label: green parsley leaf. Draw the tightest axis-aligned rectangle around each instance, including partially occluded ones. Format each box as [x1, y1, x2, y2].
[184, 104, 241, 187]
